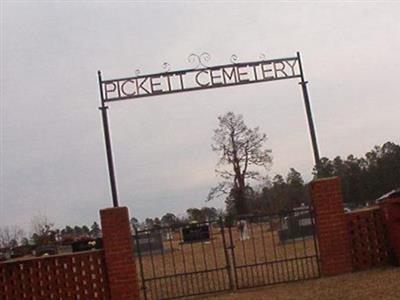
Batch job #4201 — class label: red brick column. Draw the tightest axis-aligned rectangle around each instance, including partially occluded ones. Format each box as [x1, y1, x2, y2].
[310, 177, 352, 276]
[100, 207, 140, 300]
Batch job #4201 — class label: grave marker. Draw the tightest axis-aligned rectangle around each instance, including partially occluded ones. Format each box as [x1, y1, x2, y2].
[182, 224, 210, 243]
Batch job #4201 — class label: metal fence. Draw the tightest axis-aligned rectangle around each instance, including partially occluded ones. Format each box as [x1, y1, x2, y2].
[134, 220, 232, 300]
[227, 209, 320, 289]
[134, 208, 320, 300]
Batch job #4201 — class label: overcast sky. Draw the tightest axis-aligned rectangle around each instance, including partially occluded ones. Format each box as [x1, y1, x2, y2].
[1, 1, 399, 231]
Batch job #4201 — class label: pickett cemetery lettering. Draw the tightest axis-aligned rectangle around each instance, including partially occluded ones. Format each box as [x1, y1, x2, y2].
[101, 57, 300, 102]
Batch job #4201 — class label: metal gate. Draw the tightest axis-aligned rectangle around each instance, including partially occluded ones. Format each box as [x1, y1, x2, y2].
[227, 207, 320, 289]
[134, 220, 232, 300]
[135, 207, 320, 299]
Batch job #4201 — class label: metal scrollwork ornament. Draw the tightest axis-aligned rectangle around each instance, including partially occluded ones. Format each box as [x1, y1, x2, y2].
[162, 62, 171, 73]
[230, 54, 238, 64]
[188, 52, 211, 69]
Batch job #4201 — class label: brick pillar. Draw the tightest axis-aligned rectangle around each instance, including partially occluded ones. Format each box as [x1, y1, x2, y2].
[310, 177, 352, 276]
[100, 207, 140, 300]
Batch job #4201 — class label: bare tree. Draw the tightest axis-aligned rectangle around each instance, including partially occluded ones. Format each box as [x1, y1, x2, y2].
[208, 112, 272, 215]
[0, 225, 25, 248]
[30, 215, 56, 245]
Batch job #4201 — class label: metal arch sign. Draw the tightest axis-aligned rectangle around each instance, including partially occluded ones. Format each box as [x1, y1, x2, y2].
[97, 52, 321, 208]
[99, 54, 301, 102]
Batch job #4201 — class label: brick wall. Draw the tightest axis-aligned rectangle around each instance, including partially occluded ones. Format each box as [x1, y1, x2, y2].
[0, 250, 109, 300]
[100, 207, 140, 300]
[310, 177, 353, 276]
[0, 206, 141, 300]
[346, 207, 390, 270]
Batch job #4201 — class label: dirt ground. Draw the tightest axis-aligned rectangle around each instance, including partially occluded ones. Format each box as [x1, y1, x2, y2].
[199, 267, 400, 300]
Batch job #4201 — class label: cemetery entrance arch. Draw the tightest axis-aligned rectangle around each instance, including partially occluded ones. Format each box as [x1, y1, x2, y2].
[97, 52, 321, 208]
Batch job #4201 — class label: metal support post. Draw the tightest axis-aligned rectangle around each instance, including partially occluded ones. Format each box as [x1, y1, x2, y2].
[98, 71, 119, 207]
[297, 52, 321, 173]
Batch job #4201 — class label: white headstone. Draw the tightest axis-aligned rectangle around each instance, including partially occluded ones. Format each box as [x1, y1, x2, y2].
[238, 220, 250, 241]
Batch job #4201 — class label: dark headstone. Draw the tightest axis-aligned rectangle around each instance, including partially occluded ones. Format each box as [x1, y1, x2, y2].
[72, 240, 91, 252]
[182, 224, 210, 243]
[278, 210, 314, 242]
[94, 237, 103, 249]
[10, 245, 31, 258]
[71, 238, 101, 252]
[35, 244, 58, 257]
[133, 231, 163, 254]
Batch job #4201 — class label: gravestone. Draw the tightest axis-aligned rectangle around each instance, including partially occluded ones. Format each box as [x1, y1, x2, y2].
[162, 229, 173, 241]
[182, 224, 210, 243]
[237, 220, 250, 241]
[10, 245, 31, 258]
[71, 238, 102, 252]
[133, 230, 163, 254]
[278, 209, 314, 242]
[72, 240, 92, 252]
[34, 244, 58, 256]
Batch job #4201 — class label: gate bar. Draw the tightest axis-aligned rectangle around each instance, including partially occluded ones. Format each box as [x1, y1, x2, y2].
[220, 217, 234, 291]
[309, 206, 321, 277]
[227, 226, 239, 289]
[134, 227, 148, 300]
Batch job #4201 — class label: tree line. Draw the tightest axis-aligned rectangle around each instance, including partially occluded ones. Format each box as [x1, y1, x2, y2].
[314, 141, 400, 206]
[130, 207, 223, 230]
[225, 141, 400, 215]
[0, 215, 102, 250]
